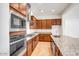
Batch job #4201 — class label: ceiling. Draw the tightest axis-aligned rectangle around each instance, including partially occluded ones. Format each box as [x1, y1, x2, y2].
[30, 3, 71, 17]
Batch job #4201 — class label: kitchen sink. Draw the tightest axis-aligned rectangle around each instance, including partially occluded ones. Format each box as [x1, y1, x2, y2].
[26, 32, 37, 37]
[26, 34, 34, 37]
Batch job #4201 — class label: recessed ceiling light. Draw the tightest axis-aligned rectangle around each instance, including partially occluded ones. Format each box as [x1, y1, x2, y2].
[51, 9, 55, 12]
[41, 10, 44, 13]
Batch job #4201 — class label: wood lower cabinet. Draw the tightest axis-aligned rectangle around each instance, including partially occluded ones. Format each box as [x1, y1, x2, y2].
[39, 34, 52, 42]
[51, 41, 62, 56]
[55, 45, 62, 56]
[32, 35, 39, 51]
[27, 33, 62, 56]
[27, 39, 33, 56]
[27, 34, 39, 56]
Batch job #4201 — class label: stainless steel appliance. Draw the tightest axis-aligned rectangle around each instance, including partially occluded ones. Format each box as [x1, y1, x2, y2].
[11, 13, 26, 28]
[10, 39, 24, 55]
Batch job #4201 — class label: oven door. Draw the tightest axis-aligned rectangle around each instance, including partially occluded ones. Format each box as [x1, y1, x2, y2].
[11, 13, 25, 28]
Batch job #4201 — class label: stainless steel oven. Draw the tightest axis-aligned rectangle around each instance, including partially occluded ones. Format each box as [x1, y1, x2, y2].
[11, 13, 26, 28]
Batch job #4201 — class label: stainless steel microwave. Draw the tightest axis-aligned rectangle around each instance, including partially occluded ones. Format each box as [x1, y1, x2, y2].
[11, 13, 26, 28]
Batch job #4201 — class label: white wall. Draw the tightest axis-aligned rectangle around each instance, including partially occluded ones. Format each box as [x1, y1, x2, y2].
[62, 4, 79, 38]
[0, 3, 9, 56]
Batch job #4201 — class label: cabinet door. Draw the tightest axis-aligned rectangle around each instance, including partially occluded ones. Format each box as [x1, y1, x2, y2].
[55, 45, 58, 56]
[32, 35, 39, 51]
[10, 3, 19, 10]
[27, 39, 33, 56]
[36, 20, 42, 29]
[51, 19, 61, 25]
[39, 34, 44, 41]
[51, 19, 55, 25]
[46, 20, 52, 29]
[56, 19, 61, 25]
[32, 36, 36, 50]
[44, 34, 52, 42]
[30, 20, 37, 29]
[39, 34, 52, 42]
[32, 37, 35, 51]
[55, 45, 62, 56]
[30, 16, 37, 29]
[19, 3, 27, 16]
[10, 3, 27, 16]
[41, 20, 47, 29]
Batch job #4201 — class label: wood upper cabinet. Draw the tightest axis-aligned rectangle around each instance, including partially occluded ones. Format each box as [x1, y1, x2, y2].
[30, 16, 37, 29]
[46, 19, 52, 29]
[51, 19, 56, 25]
[36, 20, 51, 29]
[29, 16, 61, 29]
[36, 20, 42, 29]
[19, 3, 27, 16]
[51, 19, 61, 25]
[10, 3, 27, 16]
[41, 20, 47, 29]
[56, 19, 61, 25]
[10, 3, 19, 10]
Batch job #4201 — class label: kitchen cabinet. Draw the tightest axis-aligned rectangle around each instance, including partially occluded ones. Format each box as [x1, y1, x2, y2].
[51, 41, 62, 56]
[55, 45, 62, 56]
[46, 19, 52, 29]
[39, 34, 52, 42]
[51, 19, 61, 25]
[30, 16, 61, 29]
[30, 16, 37, 29]
[41, 20, 47, 29]
[51, 19, 56, 25]
[27, 34, 39, 56]
[36, 20, 42, 29]
[56, 19, 61, 25]
[19, 3, 27, 16]
[10, 3, 27, 16]
[45, 34, 52, 42]
[32, 34, 39, 51]
[36, 20, 51, 29]
[10, 3, 19, 10]
[27, 39, 33, 56]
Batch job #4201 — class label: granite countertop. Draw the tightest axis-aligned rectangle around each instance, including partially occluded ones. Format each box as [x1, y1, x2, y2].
[26, 32, 39, 41]
[51, 35, 79, 56]
[26, 32, 51, 41]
